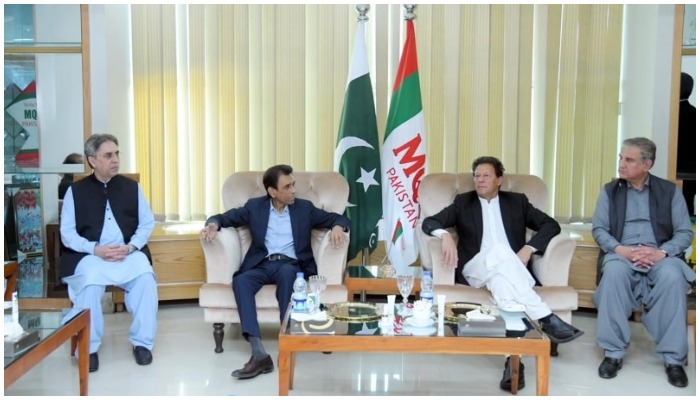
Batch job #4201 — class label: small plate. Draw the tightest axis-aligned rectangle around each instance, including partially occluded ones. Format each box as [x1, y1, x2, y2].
[405, 316, 434, 328]
[326, 302, 381, 322]
[444, 302, 481, 323]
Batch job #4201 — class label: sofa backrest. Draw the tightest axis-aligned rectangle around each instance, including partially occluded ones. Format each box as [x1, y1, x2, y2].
[419, 173, 549, 218]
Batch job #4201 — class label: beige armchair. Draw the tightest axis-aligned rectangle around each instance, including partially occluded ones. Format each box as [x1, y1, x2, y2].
[199, 171, 350, 353]
[416, 173, 579, 325]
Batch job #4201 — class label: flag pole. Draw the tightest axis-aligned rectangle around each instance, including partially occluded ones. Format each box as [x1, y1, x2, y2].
[355, 3, 370, 267]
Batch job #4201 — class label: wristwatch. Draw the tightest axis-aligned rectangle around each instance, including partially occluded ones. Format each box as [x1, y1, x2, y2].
[128, 244, 137, 255]
[660, 249, 668, 258]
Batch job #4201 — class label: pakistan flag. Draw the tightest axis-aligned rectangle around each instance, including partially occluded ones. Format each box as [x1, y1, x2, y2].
[334, 20, 382, 261]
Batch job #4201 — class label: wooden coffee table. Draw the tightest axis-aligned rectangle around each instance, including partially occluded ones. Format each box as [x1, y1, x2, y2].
[344, 265, 423, 301]
[277, 304, 550, 396]
[4, 302, 90, 396]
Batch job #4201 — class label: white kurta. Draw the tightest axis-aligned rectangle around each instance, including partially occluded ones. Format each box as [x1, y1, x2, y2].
[60, 180, 158, 353]
[461, 196, 550, 320]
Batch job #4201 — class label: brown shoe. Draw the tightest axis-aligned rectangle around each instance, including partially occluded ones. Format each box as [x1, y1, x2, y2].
[231, 355, 274, 379]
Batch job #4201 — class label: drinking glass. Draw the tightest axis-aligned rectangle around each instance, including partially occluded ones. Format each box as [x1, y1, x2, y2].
[396, 274, 414, 311]
[309, 275, 327, 310]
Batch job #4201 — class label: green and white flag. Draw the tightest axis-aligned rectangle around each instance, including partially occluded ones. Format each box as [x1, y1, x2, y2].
[381, 19, 427, 271]
[334, 19, 382, 261]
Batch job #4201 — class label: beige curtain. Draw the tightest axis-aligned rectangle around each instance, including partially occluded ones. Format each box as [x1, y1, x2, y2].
[131, 4, 622, 223]
[540, 5, 623, 222]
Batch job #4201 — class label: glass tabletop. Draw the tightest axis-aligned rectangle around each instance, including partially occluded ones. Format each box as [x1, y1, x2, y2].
[4, 308, 85, 367]
[284, 301, 545, 340]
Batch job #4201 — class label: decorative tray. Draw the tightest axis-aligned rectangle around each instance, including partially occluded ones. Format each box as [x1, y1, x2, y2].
[443, 302, 495, 323]
[326, 302, 381, 322]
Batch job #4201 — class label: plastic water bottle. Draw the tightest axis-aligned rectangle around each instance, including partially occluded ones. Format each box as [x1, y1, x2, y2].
[420, 270, 434, 306]
[292, 272, 308, 312]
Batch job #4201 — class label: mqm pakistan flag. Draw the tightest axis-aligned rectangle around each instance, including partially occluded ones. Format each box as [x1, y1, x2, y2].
[381, 19, 427, 271]
[334, 19, 382, 261]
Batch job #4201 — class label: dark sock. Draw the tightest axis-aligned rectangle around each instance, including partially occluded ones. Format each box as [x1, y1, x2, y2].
[249, 336, 267, 360]
[539, 313, 554, 323]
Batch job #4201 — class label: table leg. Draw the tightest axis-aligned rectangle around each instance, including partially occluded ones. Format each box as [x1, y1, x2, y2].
[290, 352, 296, 389]
[510, 355, 520, 395]
[77, 319, 90, 396]
[536, 352, 550, 396]
[278, 350, 291, 395]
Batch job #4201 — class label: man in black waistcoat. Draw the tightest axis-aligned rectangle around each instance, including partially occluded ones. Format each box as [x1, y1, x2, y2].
[592, 137, 694, 387]
[60, 133, 158, 373]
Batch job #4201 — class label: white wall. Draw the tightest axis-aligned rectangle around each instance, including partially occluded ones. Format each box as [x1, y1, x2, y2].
[90, 4, 135, 172]
[619, 4, 677, 179]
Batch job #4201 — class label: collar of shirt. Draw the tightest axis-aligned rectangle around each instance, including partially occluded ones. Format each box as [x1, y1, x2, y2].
[269, 200, 289, 215]
[625, 174, 650, 192]
[478, 194, 500, 206]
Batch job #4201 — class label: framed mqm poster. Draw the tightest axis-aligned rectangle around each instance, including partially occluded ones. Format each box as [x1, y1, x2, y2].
[14, 187, 42, 255]
[18, 256, 45, 298]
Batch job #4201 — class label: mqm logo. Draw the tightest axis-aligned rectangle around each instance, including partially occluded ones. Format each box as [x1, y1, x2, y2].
[385, 133, 425, 228]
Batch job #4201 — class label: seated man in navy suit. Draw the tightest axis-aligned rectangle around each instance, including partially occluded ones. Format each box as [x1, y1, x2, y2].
[201, 164, 350, 379]
[422, 156, 583, 392]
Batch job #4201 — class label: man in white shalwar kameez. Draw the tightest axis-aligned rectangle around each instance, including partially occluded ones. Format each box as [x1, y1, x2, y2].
[422, 156, 583, 392]
[60, 134, 158, 373]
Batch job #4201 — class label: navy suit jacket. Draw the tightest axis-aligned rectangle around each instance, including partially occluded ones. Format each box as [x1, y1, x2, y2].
[422, 191, 561, 286]
[208, 196, 350, 278]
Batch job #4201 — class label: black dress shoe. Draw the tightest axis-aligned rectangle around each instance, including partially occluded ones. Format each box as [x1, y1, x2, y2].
[133, 346, 153, 365]
[231, 355, 274, 379]
[89, 352, 99, 373]
[540, 314, 584, 344]
[665, 364, 688, 387]
[499, 357, 525, 392]
[598, 357, 622, 379]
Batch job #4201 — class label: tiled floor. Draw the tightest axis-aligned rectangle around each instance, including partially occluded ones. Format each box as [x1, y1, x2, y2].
[4, 302, 696, 396]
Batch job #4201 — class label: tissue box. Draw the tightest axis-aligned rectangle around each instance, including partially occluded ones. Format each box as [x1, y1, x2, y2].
[4, 329, 40, 357]
[457, 315, 506, 337]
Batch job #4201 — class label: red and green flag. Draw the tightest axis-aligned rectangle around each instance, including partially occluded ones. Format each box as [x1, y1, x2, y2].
[381, 19, 427, 271]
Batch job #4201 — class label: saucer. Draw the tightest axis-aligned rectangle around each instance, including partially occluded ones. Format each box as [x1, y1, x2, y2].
[403, 324, 437, 336]
[405, 316, 434, 328]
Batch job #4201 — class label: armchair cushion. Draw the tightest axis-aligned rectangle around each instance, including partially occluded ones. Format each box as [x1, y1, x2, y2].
[416, 173, 578, 322]
[199, 171, 350, 352]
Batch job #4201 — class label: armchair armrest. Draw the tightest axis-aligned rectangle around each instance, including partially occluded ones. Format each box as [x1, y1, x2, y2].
[416, 229, 456, 286]
[531, 233, 576, 287]
[200, 227, 242, 284]
[315, 229, 349, 285]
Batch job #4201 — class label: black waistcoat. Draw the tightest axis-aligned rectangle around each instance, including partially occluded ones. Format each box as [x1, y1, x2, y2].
[596, 174, 675, 284]
[59, 174, 151, 278]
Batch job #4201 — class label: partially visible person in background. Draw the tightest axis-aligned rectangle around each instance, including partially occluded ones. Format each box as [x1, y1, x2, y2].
[58, 152, 84, 200]
[677, 72, 695, 216]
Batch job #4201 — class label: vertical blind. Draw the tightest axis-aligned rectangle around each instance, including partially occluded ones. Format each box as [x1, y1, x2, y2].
[130, 4, 622, 223]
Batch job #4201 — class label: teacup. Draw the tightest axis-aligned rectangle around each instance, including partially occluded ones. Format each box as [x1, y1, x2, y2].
[413, 300, 432, 323]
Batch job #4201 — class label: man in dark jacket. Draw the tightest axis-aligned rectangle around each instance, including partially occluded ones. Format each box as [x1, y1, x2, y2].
[202, 164, 350, 380]
[422, 156, 583, 391]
